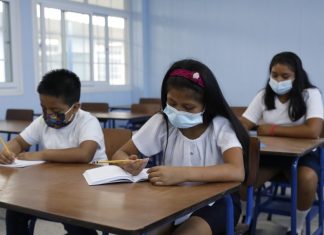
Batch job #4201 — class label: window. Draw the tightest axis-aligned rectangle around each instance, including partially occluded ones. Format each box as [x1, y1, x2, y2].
[0, 0, 22, 95]
[35, 0, 129, 92]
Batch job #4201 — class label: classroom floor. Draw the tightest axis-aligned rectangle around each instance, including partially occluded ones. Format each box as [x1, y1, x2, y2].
[0, 207, 319, 235]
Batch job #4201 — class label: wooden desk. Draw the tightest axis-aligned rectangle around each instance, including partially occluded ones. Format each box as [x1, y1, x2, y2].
[110, 105, 131, 111]
[0, 120, 30, 134]
[258, 136, 324, 235]
[0, 163, 240, 235]
[0, 120, 31, 140]
[91, 111, 152, 128]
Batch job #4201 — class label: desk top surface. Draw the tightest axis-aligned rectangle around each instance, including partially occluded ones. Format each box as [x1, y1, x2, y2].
[0, 120, 31, 134]
[259, 136, 324, 157]
[0, 163, 240, 234]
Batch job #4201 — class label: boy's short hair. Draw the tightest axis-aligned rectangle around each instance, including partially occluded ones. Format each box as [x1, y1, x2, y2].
[37, 69, 81, 106]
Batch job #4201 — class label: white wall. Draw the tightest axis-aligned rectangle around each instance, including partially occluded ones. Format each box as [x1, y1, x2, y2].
[1, 0, 324, 119]
[145, 0, 324, 106]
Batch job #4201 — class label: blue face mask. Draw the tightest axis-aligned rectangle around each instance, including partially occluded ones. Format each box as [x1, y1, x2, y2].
[269, 77, 293, 95]
[163, 104, 204, 129]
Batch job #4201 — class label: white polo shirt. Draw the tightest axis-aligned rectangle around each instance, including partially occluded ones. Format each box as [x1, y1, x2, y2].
[243, 88, 324, 126]
[132, 113, 242, 166]
[20, 109, 107, 162]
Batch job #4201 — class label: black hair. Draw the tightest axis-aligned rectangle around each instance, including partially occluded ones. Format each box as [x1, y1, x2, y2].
[37, 69, 81, 106]
[161, 59, 250, 180]
[264, 51, 316, 121]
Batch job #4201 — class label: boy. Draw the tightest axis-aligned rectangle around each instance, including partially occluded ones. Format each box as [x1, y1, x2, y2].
[0, 69, 106, 235]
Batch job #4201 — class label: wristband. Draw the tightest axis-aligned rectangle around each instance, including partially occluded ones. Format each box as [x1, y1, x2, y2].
[269, 124, 277, 136]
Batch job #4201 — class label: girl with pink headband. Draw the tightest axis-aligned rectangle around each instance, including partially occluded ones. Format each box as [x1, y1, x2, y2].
[112, 59, 249, 235]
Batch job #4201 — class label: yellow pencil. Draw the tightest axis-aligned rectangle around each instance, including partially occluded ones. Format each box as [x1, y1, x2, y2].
[93, 159, 139, 164]
[0, 137, 10, 154]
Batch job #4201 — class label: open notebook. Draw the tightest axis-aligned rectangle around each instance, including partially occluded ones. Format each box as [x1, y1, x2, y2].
[83, 165, 149, 185]
[0, 159, 45, 168]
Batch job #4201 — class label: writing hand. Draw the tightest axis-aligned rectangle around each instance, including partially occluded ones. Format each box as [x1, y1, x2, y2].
[0, 150, 15, 164]
[118, 155, 149, 176]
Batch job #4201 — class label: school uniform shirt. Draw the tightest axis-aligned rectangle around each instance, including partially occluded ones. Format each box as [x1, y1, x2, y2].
[20, 109, 106, 162]
[132, 113, 242, 166]
[243, 88, 324, 125]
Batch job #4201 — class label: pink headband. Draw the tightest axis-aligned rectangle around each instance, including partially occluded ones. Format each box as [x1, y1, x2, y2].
[169, 69, 205, 88]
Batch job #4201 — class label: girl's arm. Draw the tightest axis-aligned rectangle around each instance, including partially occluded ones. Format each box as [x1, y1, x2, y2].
[257, 117, 323, 138]
[16, 140, 99, 163]
[147, 147, 245, 186]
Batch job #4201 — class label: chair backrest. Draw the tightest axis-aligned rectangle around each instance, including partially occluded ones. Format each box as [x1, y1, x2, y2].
[81, 102, 109, 112]
[131, 103, 161, 115]
[245, 136, 260, 186]
[6, 109, 34, 121]
[139, 98, 161, 105]
[102, 128, 132, 159]
[231, 106, 247, 117]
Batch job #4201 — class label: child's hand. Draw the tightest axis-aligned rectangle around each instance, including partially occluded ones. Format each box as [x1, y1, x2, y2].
[0, 150, 15, 164]
[147, 166, 184, 186]
[118, 155, 149, 176]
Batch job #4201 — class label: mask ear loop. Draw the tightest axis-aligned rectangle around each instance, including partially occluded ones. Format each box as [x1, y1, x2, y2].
[65, 104, 75, 122]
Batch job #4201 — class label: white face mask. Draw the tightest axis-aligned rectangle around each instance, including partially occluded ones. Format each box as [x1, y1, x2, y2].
[163, 104, 204, 129]
[269, 77, 293, 95]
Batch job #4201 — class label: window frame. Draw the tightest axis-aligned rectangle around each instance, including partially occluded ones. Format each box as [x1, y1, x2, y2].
[31, 0, 131, 93]
[0, 0, 23, 96]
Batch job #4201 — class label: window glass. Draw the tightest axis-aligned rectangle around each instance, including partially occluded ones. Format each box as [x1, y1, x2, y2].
[0, 1, 12, 83]
[36, 1, 128, 88]
[93, 15, 106, 81]
[108, 16, 125, 85]
[65, 11, 90, 81]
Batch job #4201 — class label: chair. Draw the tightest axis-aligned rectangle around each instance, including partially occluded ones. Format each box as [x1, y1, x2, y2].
[139, 97, 161, 105]
[102, 128, 133, 235]
[81, 102, 109, 127]
[5, 109, 34, 140]
[81, 102, 109, 112]
[235, 136, 260, 235]
[231, 106, 247, 118]
[126, 103, 161, 130]
[102, 128, 132, 159]
[251, 122, 324, 235]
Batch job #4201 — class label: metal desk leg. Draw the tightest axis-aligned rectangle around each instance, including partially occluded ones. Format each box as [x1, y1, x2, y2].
[225, 194, 234, 235]
[291, 158, 299, 235]
[319, 147, 324, 234]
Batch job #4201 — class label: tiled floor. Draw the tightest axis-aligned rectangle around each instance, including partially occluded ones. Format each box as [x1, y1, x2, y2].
[0, 207, 319, 235]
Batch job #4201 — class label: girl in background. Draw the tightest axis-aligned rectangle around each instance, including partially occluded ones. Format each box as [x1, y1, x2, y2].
[240, 51, 323, 235]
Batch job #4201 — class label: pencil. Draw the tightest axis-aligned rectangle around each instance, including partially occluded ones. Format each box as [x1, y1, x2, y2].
[0, 137, 10, 154]
[93, 159, 139, 164]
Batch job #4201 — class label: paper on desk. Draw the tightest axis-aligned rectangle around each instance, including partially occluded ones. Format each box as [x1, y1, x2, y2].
[0, 159, 45, 168]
